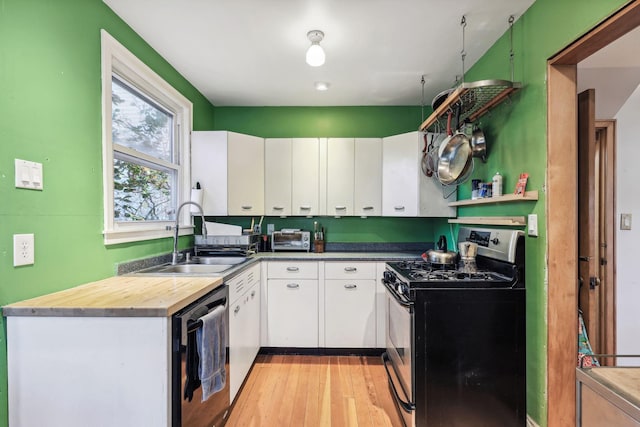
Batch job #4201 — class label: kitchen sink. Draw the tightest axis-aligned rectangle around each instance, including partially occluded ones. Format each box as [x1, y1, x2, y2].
[132, 257, 249, 276]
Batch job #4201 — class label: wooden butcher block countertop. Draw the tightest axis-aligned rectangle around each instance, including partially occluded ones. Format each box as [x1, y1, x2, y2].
[2, 275, 223, 318]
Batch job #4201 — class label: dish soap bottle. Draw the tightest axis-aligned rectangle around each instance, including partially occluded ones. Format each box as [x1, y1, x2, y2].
[492, 172, 503, 197]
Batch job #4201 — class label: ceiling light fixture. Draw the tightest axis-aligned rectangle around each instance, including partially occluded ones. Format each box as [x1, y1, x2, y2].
[314, 81, 330, 91]
[306, 30, 325, 67]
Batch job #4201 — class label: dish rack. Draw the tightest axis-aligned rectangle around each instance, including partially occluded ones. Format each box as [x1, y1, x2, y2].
[194, 233, 260, 256]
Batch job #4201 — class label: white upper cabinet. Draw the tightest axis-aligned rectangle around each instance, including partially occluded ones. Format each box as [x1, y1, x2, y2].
[327, 138, 355, 216]
[191, 131, 228, 215]
[292, 138, 321, 216]
[227, 132, 264, 216]
[192, 131, 264, 216]
[354, 138, 382, 216]
[264, 138, 292, 216]
[382, 131, 419, 216]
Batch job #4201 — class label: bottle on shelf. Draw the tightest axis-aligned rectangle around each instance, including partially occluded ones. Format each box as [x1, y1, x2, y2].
[492, 172, 503, 197]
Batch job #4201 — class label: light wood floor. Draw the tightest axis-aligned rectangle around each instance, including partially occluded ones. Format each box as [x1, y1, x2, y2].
[226, 354, 404, 427]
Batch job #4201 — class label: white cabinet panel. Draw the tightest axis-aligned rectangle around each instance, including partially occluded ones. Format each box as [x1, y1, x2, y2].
[324, 279, 376, 348]
[267, 279, 319, 347]
[292, 138, 320, 216]
[324, 261, 376, 280]
[264, 138, 292, 216]
[327, 138, 355, 216]
[382, 131, 419, 216]
[375, 262, 387, 348]
[191, 131, 228, 215]
[227, 132, 264, 216]
[354, 138, 382, 216]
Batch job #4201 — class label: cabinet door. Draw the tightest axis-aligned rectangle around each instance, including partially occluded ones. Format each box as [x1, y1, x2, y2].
[191, 131, 228, 215]
[227, 132, 264, 215]
[382, 131, 419, 216]
[354, 138, 382, 216]
[264, 138, 292, 216]
[327, 138, 354, 216]
[325, 279, 376, 347]
[419, 132, 457, 217]
[292, 138, 320, 216]
[267, 279, 318, 347]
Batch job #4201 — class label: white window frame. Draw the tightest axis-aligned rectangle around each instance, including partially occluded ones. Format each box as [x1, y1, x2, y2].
[101, 30, 193, 245]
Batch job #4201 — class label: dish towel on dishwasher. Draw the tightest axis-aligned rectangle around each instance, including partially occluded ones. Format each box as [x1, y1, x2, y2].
[196, 304, 227, 401]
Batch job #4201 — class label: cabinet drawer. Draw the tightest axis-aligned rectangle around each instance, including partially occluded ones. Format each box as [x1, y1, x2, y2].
[267, 261, 318, 279]
[325, 261, 376, 280]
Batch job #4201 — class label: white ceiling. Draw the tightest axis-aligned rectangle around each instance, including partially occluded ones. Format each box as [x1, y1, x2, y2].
[102, 0, 535, 107]
[578, 25, 640, 119]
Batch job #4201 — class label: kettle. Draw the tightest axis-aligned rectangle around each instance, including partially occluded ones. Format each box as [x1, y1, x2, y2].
[423, 235, 458, 266]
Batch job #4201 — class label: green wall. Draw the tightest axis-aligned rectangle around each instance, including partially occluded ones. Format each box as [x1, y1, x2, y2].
[455, 0, 628, 424]
[0, 1, 216, 425]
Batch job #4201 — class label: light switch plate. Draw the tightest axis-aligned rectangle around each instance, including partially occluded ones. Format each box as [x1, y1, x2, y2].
[15, 159, 43, 190]
[621, 213, 632, 230]
[14, 234, 35, 266]
[528, 214, 538, 237]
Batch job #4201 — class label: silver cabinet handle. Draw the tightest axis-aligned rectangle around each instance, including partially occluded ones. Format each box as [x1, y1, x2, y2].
[335, 206, 347, 210]
[241, 205, 253, 210]
[344, 267, 357, 272]
[273, 206, 284, 210]
[234, 305, 240, 314]
[394, 206, 405, 211]
[299, 206, 312, 210]
[251, 290, 256, 298]
[286, 283, 300, 289]
[286, 266, 299, 272]
[362, 206, 374, 210]
[344, 284, 357, 290]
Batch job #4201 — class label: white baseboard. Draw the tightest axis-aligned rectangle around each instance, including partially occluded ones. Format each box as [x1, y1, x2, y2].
[527, 415, 541, 427]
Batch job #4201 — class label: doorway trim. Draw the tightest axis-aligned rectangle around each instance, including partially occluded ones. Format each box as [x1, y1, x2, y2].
[547, 1, 639, 426]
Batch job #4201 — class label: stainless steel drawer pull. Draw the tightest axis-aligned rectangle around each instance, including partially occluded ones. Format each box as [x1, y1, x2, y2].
[394, 206, 405, 210]
[273, 206, 284, 210]
[286, 266, 300, 272]
[241, 205, 253, 210]
[363, 206, 374, 210]
[286, 283, 300, 289]
[344, 267, 357, 272]
[335, 206, 347, 210]
[234, 305, 240, 314]
[344, 284, 357, 290]
[299, 206, 312, 210]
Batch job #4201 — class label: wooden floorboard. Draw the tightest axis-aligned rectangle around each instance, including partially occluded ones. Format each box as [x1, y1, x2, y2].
[227, 354, 403, 427]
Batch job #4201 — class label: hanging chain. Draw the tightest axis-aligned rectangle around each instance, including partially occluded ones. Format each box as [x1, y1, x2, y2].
[509, 15, 515, 82]
[460, 15, 467, 84]
[421, 75, 426, 122]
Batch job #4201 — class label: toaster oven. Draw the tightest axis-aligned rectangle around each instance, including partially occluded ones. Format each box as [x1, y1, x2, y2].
[271, 229, 310, 252]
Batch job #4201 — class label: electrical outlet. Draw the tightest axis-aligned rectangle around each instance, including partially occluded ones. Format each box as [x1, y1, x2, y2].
[621, 213, 632, 230]
[13, 234, 35, 266]
[528, 214, 538, 237]
[15, 159, 43, 190]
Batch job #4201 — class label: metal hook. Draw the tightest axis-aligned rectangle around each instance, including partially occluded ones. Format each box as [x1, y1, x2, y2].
[460, 15, 467, 84]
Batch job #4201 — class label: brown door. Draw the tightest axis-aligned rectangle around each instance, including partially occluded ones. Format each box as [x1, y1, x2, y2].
[578, 91, 617, 361]
[577, 89, 600, 353]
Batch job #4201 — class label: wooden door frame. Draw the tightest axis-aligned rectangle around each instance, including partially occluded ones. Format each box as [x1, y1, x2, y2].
[547, 2, 639, 426]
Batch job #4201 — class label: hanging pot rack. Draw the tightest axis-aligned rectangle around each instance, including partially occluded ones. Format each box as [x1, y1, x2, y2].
[419, 15, 521, 133]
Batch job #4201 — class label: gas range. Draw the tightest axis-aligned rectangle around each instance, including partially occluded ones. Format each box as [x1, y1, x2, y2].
[384, 227, 525, 295]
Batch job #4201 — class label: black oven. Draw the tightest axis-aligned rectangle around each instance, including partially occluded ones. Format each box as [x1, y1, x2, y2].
[382, 227, 526, 427]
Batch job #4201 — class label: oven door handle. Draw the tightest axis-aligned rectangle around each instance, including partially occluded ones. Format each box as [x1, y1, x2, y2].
[381, 280, 413, 309]
[381, 352, 415, 413]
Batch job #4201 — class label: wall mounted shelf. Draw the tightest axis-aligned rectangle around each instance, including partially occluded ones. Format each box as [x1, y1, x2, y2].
[419, 79, 522, 132]
[448, 190, 538, 207]
[448, 216, 527, 226]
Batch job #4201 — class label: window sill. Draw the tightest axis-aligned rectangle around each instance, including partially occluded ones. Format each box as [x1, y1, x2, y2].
[104, 225, 193, 246]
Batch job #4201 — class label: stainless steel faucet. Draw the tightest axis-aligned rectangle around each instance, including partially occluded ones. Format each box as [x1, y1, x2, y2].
[172, 201, 208, 265]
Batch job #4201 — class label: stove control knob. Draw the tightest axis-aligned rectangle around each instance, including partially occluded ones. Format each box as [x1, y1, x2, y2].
[383, 270, 395, 283]
[491, 237, 500, 245]
[396, 283, 407, 295]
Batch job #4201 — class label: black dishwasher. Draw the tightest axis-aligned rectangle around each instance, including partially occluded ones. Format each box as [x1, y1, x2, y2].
[171, 284, 229, 427]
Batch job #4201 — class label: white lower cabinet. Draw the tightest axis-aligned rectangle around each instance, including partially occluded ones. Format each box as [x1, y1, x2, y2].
[324, 261, 377, 348]
[228, 264, 261, 402]
[266, 261, 319, 347]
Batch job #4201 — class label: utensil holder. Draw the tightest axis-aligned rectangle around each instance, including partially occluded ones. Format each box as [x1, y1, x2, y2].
[314, 240, 324, 253]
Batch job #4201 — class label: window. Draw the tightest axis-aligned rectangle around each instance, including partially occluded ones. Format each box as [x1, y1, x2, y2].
[101, 30, 192, 244]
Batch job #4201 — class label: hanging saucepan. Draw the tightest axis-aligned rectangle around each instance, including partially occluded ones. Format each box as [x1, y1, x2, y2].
[470, 124, 487, 162]
[437, 131, 473, 185]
